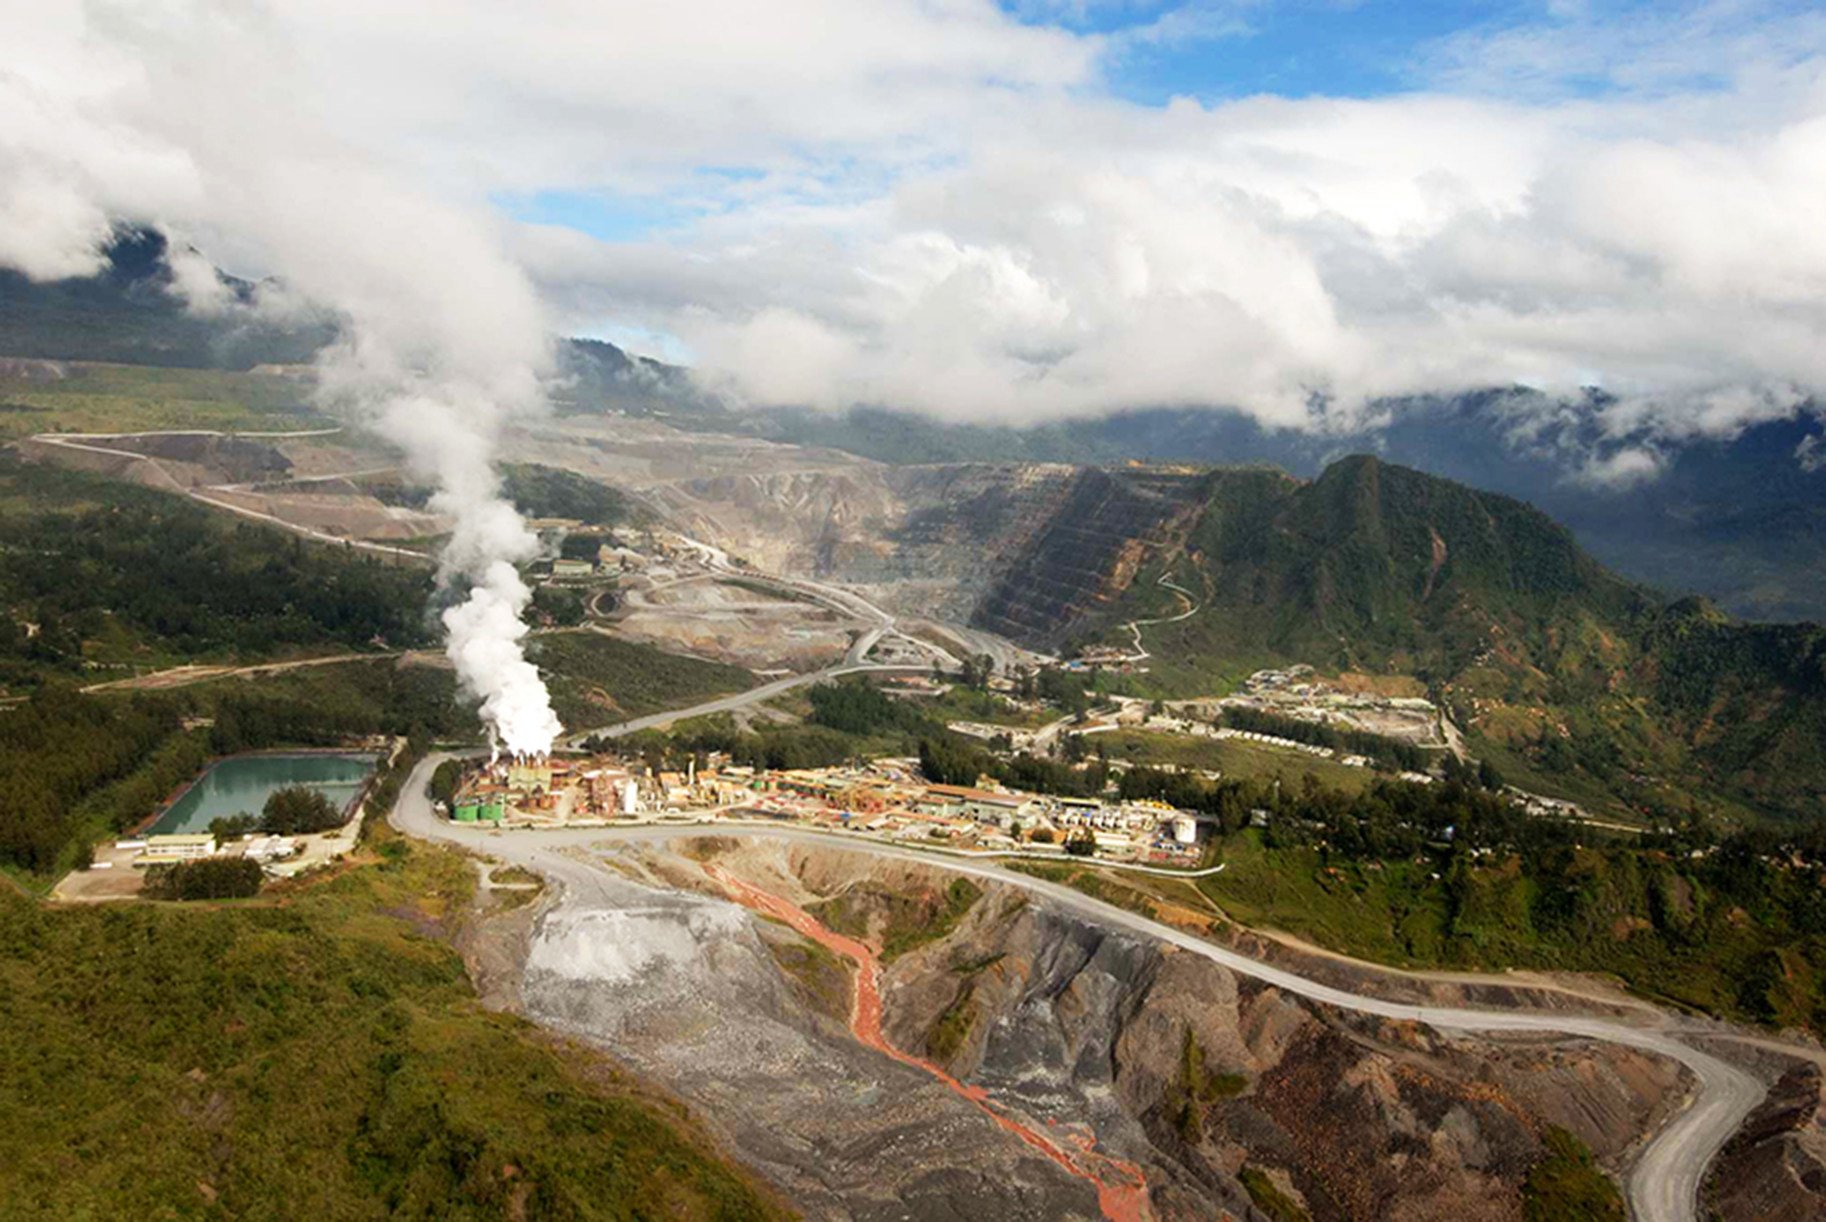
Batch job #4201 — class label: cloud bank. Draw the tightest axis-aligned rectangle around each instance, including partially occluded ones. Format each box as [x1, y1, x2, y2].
[3, 1, 1825, 463]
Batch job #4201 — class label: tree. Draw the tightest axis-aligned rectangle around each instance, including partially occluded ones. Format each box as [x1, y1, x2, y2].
[531, 584, 586, 627]
[261, 785, 345, 835]
[1477, 758, 1506, 792]
[143, 856, 263, 900]
[209, 813, 259, 841]
[428, 759, 465, 808]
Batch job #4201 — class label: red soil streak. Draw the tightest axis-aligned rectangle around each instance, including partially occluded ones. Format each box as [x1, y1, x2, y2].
[706, 864, 1151, 1222]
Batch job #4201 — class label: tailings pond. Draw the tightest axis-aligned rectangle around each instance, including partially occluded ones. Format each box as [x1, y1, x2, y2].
[149, 753, 376, 834]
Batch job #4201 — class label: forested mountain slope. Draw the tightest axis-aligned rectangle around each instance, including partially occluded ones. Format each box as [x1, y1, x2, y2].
[988, 456, 1826, 821]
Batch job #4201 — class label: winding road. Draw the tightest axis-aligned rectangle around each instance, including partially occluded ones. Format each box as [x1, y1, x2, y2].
[1116, 571, 1200, 663]
[28, 429, 434, 564]
[392, 752, 1772, 1222]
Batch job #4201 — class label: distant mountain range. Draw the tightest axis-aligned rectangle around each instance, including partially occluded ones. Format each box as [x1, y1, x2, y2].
[653, 397, 1826, 627]
[562, 357, 1826, 631]
[4, 229, 1822, 624]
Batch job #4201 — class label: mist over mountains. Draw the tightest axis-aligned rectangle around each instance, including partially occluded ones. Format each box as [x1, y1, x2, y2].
[5, 229, 1823, 625]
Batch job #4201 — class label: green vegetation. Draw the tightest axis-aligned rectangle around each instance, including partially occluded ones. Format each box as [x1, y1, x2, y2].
[1219, 706, 1428, 772]
[0, 454, 432, 691]
[1005, 748, 1826, 1035]
[807, 678, 931, 737]
[1076, 456, 1826, 821]
[429, 758, 466, 809]
[0, 661, 459, 884]
[1005, 860, 1208, 926]
[949, 951, 1004, 975]
[532, 583, 589, 627]
[260, 784, 347, 834]
[142, 855, 264, 901]
[0, 690, 197, 875]
[0, 361, 322, 441]
[199, 660, 473, 751]
[1167, 1027, 1247, 1143]
[918, 734, 1107, 798]
[500, 463, 642, 527]
[808, 877, 983, 964]
[635, 678, 947, 772]
[920, 683, 1051, 728]
[1096, 730, 1373, 795]
[1237, 1166, 1309, 1222]
[763, 934, 853, 1024]
[0, 827, 784, 1220]
[531, 632, 754, 732]
[883, 878, 982, 961]
[632, 719, 875, 773]
[1028, 755, 1826, 1033]
[485, 864, 546, 913]
[925, 984, 977, 1062]
[1521, 1128, 1624, 1222]
[209, 782, 350, 841]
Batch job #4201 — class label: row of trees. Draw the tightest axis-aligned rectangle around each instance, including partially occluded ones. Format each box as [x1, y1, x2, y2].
[1219, 707, 1429, 773]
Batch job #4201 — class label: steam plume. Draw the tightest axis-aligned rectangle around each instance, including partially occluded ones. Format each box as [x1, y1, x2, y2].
[319, 361, 564, 759]
[0, 11, 565, 756]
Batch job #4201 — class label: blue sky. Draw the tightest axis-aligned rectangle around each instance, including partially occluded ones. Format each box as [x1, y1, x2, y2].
[1029, 0, 1520, 102]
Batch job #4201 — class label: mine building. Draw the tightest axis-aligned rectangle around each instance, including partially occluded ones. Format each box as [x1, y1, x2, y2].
[142, 834, 217, 861]
[453, 786, 508, 822]
[551, 558, 594, 580]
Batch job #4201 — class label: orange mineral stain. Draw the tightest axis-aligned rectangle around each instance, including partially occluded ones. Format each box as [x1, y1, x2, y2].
[707, 865, 1150, 1222]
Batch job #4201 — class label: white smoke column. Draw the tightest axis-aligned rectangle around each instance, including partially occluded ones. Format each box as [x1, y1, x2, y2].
[313, 299, 565, 759]
[0, 8, 567, 757]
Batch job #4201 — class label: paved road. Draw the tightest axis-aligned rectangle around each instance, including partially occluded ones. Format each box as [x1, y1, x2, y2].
[29, 431, 432, 565]
[393, 753, 1769, 1222]
[672, 533, 957, 669]
[558, 660, 931, 748]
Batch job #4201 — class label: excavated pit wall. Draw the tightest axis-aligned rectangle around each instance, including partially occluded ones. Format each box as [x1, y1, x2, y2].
[508, 837, 1688, 1222]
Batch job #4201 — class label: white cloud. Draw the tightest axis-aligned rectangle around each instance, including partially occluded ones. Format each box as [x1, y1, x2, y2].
[2, 0, 1824, 454]
[1576, 444, 1666, 490]
[1798, 434, 1825, 473]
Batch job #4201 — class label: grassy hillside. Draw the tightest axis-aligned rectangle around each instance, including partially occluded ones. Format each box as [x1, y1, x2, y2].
[529, 633, 756, 732]
[0, 824, 785, 1220]
[1078, 456, 1825, 821]
[0, 360, 323, 441]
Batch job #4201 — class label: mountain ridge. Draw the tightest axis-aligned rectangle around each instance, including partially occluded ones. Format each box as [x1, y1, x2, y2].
[979, 453, 1823, 822]
[4, 228, 1821, 620]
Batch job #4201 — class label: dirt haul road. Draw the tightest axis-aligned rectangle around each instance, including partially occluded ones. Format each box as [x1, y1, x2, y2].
[393, 753, 1767, 1222]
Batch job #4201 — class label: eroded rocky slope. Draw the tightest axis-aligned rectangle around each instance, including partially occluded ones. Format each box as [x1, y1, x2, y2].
[514, 837, 1691, 1221]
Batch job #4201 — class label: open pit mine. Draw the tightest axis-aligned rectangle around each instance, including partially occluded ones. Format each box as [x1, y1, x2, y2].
[405, 761, 1805, 1222]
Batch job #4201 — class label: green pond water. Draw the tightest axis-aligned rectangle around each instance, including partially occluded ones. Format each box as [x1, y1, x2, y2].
[149, 753, 377, 835]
